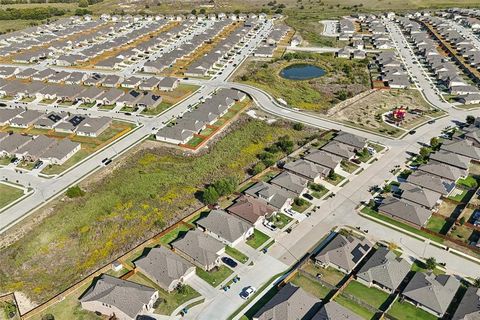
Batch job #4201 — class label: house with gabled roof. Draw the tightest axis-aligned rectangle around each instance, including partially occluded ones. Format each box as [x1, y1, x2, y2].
[170, 229, 225, 271]
[253, 283, 321, 320]
[333, 131, 367, 151]
[196, 209, 253, 246]
[378, 196, 432, 228]
[312, 301, 362, 320]
[401, 272, 461, 317]
[284, 159, 330, 183]
[430, 150, 470, 170]
[314, 233, 372, 274]
[227, 195, 275, 226]
[399, 183, 442, 209]
[304, 150, 342, 172]
[451, 286, 480, 320]
[406, 171, 456, 196]
[270, 171, 308, 195]
[441, 139, 480, 161]
[418, 161, 466, 182]
[356, 246, 411, 292]
[79, 274, 158, 320]
[134, 246, 195, 292]
[321, 141, 356, 160]
[245, 181, 295, 212]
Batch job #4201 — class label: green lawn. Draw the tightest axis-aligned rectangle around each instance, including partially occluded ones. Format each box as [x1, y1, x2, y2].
[448, 189, 470, 202]
[343, 280, 389, 309]
[186, 136, 205, 147]
[387, 300, 438, 320]
[246, 229, 271, 249]
[225, 246, 249, 264]
[41, 149, 91, 175]
[196, 266, 233, 287]
[269, 212, 293, 229]
[291, 199, 311, 213]
[411, 260, 445, 275]
[335, 294, 376, 320]
[158, 225, 192, 246]
[425, 215, 448, 234]
[0, 183, 24, 210]
[341, 160, 360, 174]
[324, 173, 346, 186]
[141, 102, 173, 116]
[457, 176, 478, 189]
[0, 118, 314, 303]
[290, 272, 331, 299]
[301, 262, 346, 286]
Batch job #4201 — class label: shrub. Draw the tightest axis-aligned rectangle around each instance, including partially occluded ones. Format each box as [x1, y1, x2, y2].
[293, 122, 304, 131]
[294, 197, 307, 206]
[66, 186, 85, 198]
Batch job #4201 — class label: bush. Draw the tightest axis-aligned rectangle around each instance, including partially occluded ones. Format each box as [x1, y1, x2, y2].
[293, 123, 304, 131]
[294, 197, 307, 206]
[251, 162, 266, 175]
[66, 186, 85, 198]
[202, 186, 219, 205]
[309, 183, 325, 192]
[78, 0, 88, 6]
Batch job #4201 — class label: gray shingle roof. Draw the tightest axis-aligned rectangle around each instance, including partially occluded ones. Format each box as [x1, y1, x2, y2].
[451, 287, 480, 320]
[403, 272, 461, 316]
[304, 150, 342, 170]
[171, 229, 224, 268]
[314, 234, 372, 273]
[79, 274, 156, 319]
[418, 161, 466, 181]
[441, 140, 480, 160]
[254, 283, 321, 320]
[406, 171, 455, 195]
[196, 209, 252, 242]
[245, 181, 295, 210]
[270, 171, 308, 194]
[333, 131, 367, 150]
[321, 141, 356, 159]
[430, 150, 470, 170]
[312, 301, 362, 320]
[356, 247, 411, 291]
[284, 159, 330, 180]
[378, 196, 432, 227]
[134, 246, 194, 291]
[399, 183, 442, 209]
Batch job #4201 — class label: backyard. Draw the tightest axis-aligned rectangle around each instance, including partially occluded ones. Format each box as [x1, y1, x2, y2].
[387, 300, 438, 320]
[0, 117, 314, 304]
[290, 272, 331, 299]
[235, 52, 370, 112]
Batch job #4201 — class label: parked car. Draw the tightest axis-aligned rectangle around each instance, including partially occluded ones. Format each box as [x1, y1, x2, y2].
[367, 147, 376, 155]
[11, 158, 20, 166]
[263, 220, 277, 231]
[221, 256, 238, 268]
[240, 286, 256, 299]
[303, 193, 314, 201]
[33, 161, 43, 170]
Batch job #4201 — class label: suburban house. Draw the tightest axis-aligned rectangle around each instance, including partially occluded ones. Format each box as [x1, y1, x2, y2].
[356, 247, 411, 292]
[333, 131, 367, 151]
[312, 301, 362, 320]
[9, 110, 43, 128]
[245, 181, 296, 212]
[430, 150, 470, 171]
[76, 117, 112, 137]
[34, 112, 68, 130]
[304, 150, 342, 172]
[451, 287, 480, 320]
[79, 274, 158, 320]
[406, 171, 456, 196]
[170, 229, 225, 271]
[399, 183, 442, 209]
[270, 171, 308, 195]
[134, 246, 195, 292]
[195, 209, 254, 246]
[284, 159, 330, 183]
[440, 139, 480, 161]
[417, 161, 466, 182]
[314, 233, 372, 274]
[227, 195, 276, 226]
[401, 272, 461, 317]
[253, 283, 321, 320]
[158, 76, 180, 91]
[321, 141, 356, 160]
[378, 197, 432, 228]
[39, 139, 81, 165]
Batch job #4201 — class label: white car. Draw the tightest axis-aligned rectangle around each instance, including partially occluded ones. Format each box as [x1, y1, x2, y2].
[263, 220, 277, 231]
[367, 147, 376, 155]
[240, 286, 257, 299]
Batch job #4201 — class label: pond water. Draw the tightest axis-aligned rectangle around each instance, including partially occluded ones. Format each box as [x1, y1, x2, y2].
[279, 64, 326, 80]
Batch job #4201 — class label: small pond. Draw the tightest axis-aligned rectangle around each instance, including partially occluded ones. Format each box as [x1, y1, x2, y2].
[279, 64, 326, 80]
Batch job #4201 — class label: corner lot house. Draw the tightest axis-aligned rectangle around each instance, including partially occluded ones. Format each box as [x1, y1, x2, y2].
[356, 247, 411, 292]
[196, 209, 253, 246]
[171, 229, 225, 271]
[333, 131, 367, 151]
[76, 117, 112, 137]
[253, 283, 321, 320]
[314, 233, 372, 274]
[79, 274, 158, 320]
[134, 246, 195, 293]
[401, 272, 461, 317]
[304, 150, 342, 172]
[270, 171, 308, 195]
[378, 196, 432, 228]
[40, 139, 81, 165]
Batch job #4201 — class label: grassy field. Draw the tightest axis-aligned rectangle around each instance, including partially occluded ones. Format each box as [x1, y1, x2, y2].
[235, 52, 370, 112]
[0, 117, 314, 304]
[0, 183, 24, 210]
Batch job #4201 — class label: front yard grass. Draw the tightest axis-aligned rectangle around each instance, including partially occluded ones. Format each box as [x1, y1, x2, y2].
[343, 280, 389, 309]
[448, 189, 470, 202]
[246, 228, 271, 249]
[291, 199, 311, 213]
[341, 160, 360, 174]
[196, 266, 233, 287]
[0, 183, 24, 210]
[425, 215, 449, 234]
[269, 212, 293, 229]
[324, 173, 345, 186]
[225, 246, 249, 264]
[411, 260, 445, 275]
[387, 300, 438, 320]
[290, 272, 331, 299]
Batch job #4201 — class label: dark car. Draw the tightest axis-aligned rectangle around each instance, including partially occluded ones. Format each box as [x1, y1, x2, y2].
[221, 256, 238, 268]
[408, 130, 416, 135]
[303, 193, 314, 200]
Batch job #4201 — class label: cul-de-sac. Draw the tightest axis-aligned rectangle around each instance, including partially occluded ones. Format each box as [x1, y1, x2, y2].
[0, 1, 480, 320]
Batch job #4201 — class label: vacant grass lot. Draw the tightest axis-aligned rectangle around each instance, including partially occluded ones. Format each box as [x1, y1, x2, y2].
[235, 52, 370, 112]
[0, 117, 313, 304]
[0, 183, 24, 210]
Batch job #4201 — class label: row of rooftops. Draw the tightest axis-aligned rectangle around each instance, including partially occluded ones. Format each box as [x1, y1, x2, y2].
[379, 126, 480, 228]
[397, 17, 480, 102]
[254, 25, 290, 58]
[373, 51, 411, 89]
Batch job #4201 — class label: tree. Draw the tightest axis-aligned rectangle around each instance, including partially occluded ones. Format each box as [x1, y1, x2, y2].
[294, 197, 307, 206]
[202, 186, 219, 205]
[213, 177, 237, 196]
[418, 147, 431, 160]
[199, 8, 206, 14]
[251, 162, 266, 175]
[473, 277, 480, 288]
[276, 135, 294, 153]
[66, 185, 85, 198]
[191, 9, 197, 14]
[78, 0, 89, 7]
[387, 242, 398, 251]
[430, 137, 440, 150]
[466, 115, 475, 125]
[292, 122, 304, 131]
[425, 257, 437, 270]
